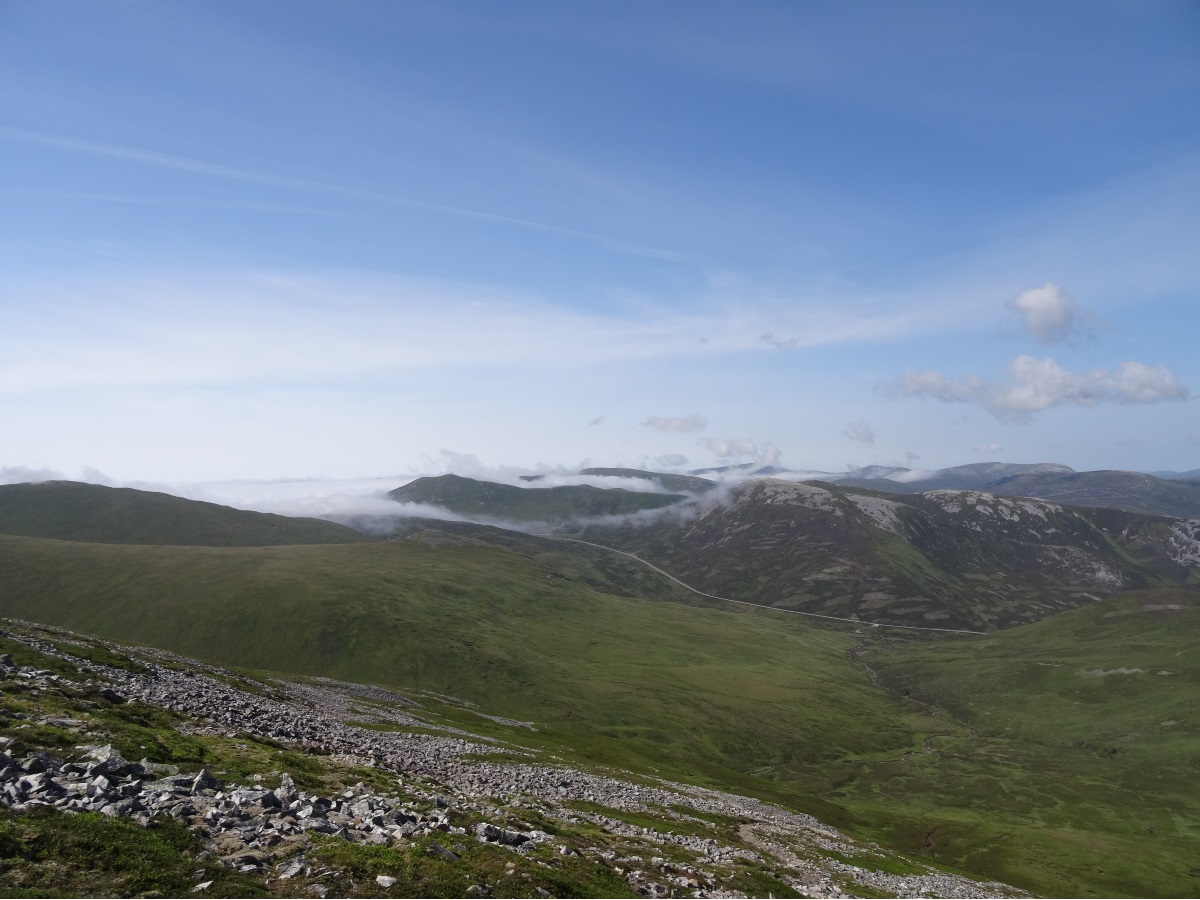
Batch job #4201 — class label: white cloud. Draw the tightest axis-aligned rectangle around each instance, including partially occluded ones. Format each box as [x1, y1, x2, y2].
[886, 356, 1189, 420]
[0, 465, 66, 485]
[703, 438, 781, 467]
[80, 466, 116, 486]
[642, 414, 708, 432]
[0, 270, 937, 399]
[704, 438, 756, 459]
[1007, 282, 1091, 344]
[844, 421, 875, 444]
[887, 468, 936, 483]
[654, 453, 689, 467]
[971, 442, 1003, 453]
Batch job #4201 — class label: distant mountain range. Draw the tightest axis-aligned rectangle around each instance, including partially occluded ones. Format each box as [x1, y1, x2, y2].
[1151, 468, 1200, 480]
[576, 477, 1199, 630]
[388, 473, 685, 523]
[377, 465, 1200, 630]
[0, 468, 1197, 895]
[829, 462, 1200, 519]
[2, 465, 1197, 632]
[0, 481, 366, 546]
[673, 460, 1200, 519]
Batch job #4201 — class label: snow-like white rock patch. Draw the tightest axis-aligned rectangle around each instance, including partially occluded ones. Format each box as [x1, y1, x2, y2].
[846, 495, 907, 534]
[1039, 546, 1124, 590]
[1080, 667, 1144, 678]
[1168, 519, 1200, 567]
[751, 480, 843, 515]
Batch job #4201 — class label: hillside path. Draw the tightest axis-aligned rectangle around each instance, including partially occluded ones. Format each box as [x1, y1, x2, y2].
[548, 536, 987, 635]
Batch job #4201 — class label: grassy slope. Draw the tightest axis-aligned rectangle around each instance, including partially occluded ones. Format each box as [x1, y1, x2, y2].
[0, 532, 909, 785]
[0, 481, 367, 546]
[844, 587, 1200, 897]
[388, 475, 684, 522]
[0, 528, 1197, 896]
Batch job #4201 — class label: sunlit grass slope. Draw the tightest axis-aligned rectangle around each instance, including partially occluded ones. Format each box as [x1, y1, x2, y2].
[0, 529, 910, 785]
[1, 523, 1197, 897]
[830, 587, 1200, 897]
[0, 481, 367, 546]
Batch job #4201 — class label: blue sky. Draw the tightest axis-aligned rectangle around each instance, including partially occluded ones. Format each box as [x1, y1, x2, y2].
[2, 0, 1198, 484]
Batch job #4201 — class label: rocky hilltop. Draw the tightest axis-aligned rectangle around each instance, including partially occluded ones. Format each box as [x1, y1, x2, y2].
[577, 478, 1200, 629]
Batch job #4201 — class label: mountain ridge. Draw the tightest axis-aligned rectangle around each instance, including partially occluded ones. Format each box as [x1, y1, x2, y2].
[575, 476, 1199, 630]
[832, 463, 1200, 518]
[0, 480, 368, 547]
[388, 473, 686, 523]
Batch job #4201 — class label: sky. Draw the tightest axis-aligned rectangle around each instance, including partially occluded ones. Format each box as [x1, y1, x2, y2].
[2, 0, 1199, 494]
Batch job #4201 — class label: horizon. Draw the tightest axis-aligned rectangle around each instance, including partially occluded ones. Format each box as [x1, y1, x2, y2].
[3, 1, 1199, 480]
[2, 454, 1195, 523]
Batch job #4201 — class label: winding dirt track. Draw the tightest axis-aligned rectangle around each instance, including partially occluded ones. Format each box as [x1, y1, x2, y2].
[549, 536, 987, 636]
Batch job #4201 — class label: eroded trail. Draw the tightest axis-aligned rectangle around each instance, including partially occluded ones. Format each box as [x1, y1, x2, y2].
[549, 535, 987, 634]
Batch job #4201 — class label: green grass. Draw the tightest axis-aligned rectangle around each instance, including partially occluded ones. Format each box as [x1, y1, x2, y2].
[0, 481, 367, 546]
[0, 533, 910, 785]
[0, 630, 776, 898]
[309, 833, 638, 898]
[0, 530, 1198, 896]
[819, 587, 1200, 897]
[0, 807, 265, 898]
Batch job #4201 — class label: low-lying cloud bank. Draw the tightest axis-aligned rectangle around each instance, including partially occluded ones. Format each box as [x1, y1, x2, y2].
[0, 466, 67, 485]
[0, 459, 708, 535]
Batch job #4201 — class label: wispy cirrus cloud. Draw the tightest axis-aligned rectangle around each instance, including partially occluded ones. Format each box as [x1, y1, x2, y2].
[885, 356, 1188, 421]
[0, 125, 690, 263]
[0, 269, 938, 396]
